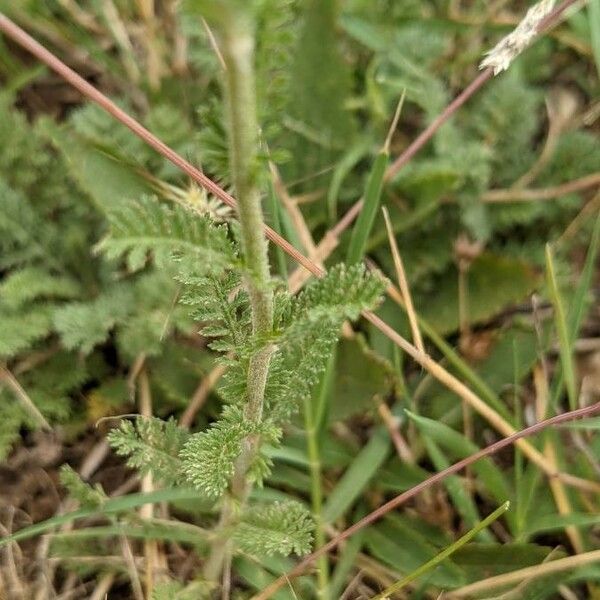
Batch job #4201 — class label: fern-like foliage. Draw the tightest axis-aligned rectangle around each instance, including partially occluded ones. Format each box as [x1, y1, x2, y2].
[0, 305, 54, 358]
[265, 264, 385, 419]
[179, 271, 250, 354]
[0, 178, 51, 268]
[107, 417, 189, 486]
[180, 406, 281, 498]
[0, 267, 81, 310]
[53, 286, 136, 354]
[99, 195, 238, 272]
[59, 465, 107, 509]
[234, 500, 314, 556]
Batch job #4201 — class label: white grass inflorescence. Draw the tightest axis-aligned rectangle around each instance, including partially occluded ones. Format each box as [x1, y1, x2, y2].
[480, 0, 556, 74]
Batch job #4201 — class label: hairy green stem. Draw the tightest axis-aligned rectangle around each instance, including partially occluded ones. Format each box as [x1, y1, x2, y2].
[203, 5, 275, 583]
[221, 12, 273, 336]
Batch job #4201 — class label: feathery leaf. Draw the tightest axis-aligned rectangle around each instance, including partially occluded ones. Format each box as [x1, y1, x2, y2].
[234, 501, 314, 556]
[108, 417, 189, 486]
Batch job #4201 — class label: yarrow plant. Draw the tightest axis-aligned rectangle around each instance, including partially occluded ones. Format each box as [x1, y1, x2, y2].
[102, 0, 385, 586]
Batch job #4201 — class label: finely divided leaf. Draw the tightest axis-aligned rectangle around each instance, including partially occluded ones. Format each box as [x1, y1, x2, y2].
[266, 263, 385, 419]
[180, 406, 280, 499]
[99, 195, 237, 272]
[234, 501, 314, 557]
[108, 417, 189, 486]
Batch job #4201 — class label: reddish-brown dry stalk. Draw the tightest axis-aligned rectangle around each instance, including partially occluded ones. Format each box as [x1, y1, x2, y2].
[252, 400, 600, 600]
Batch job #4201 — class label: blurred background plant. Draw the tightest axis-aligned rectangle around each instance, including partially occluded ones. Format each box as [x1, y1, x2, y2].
[0, 0, 599, 599]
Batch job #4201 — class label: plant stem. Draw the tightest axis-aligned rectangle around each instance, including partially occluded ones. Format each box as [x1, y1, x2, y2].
[303, 395, 329, 599]
[220, 10, 273, 337]
[203, 5, 275, 583]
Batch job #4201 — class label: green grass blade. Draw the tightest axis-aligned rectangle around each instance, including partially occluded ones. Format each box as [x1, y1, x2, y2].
[322, 427, 390, 523]
[329, 527, 365, 599]
[0, 488, 204, 547]
[567, 214, 600, 341]
[550, 215, 600, 408]
[589, 0, 600, 77]
[423, 437, 493, 543]
[545, 244, 577, 410]
[326, 136, 370, 223]
[52, 519, 211, 547]
[346, 150, 388, 264]
[268, 179, 289, 279]
[525, 512, 600, 537]
[560, 416, 600, 430]
[371, 502, 510, 599]
[405, 411, 511, 508]
[304, 366, 331, 597]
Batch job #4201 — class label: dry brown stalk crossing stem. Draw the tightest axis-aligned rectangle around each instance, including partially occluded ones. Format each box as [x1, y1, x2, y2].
[362, 310, 600, 492]
[2, 8, 596, 592]
[483, 171, 600, 202]
[252, 400, 600, 600]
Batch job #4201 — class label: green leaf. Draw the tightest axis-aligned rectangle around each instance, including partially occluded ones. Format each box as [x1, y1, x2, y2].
[525, 512, 600, 537]
[0, 488, 207, 548]
[423, 436, 495, 542]
[327, 137, 371, 223]
[453, 543, 561, 582]
[567, 214, 600, 342]
[0, 267, 81, 309]
[53, 286, 135, 354]
[59, 465, 107, 509]
[151, 579, 215, 600]
[420, 253, 541, 334]
[234, 556, 312, 600]
[264, 263, 385, 420]
[180, 406, 281, 498]
[323, 426, 389, 523]
[545, 244, 577, 410]
[52, 518, 210, 548]
[234, 501, 314, 557]
[347, 150, 388, 264]
[560, 417, 600, 430]
[365, 515, 466, 588]
[0, 305, 54, 358]
[373, 502, 509, 598]
[286, 0, 356, 190]
[99, 195, 237, 273]
[41, 122, 153, 212]
[108, 417, 189, 486]
[406, 411, 511, 511]
[590, 0, 600, 77]
[328, 335, 396, 422]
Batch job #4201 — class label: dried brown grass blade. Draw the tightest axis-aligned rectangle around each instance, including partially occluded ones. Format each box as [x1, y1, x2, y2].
[381, 206, 424, 354]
